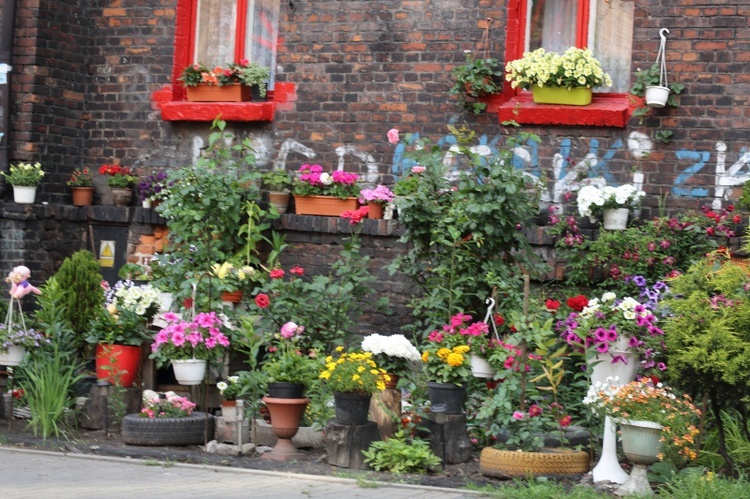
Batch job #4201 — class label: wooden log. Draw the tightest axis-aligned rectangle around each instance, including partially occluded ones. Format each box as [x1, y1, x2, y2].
[424, 413, 472, 464]
[325, 420, 381, 469]
[369, 388, 401, 440]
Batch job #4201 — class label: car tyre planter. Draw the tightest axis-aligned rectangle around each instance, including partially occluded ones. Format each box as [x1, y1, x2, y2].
[479, 447, 590, 478]
[121, 412, 214, 446]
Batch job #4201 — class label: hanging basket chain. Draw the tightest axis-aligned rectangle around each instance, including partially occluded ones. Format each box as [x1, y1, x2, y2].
[4, 297, 27, 333]
[479, 18, 493, 60]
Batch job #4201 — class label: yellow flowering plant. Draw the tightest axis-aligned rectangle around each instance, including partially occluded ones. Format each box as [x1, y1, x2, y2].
[584, 378, 701, 465]
[505, 47, 612, 90]
[421, 313, 486, 385]
[210, 260, 259, 294]
[319, 347, 389, 395]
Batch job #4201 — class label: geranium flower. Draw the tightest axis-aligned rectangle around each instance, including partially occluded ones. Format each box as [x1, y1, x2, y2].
[254, 293, 270, 308]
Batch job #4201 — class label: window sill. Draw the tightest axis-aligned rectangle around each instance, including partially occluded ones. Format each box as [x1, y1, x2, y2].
[152, 82, 296, 122]
[493, 92, 636, 127]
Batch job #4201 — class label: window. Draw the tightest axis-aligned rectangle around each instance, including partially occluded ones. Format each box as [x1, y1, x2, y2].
[156, 0, 290, 122]
[497, 0, 636, 126]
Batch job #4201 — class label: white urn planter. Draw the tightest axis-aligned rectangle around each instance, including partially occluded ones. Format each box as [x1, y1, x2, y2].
[602, 208, 629, 230]
[13, 186, 37, 204]
[171, 358, 207, 385]
[645, 85, 670, 108]
[589, 336, 641, 485]
[615, 420, 664, 496]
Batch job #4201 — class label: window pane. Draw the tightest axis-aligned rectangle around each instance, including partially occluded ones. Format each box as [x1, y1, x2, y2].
[528, 0, 578, 53]
[591, 0, 635, 93]
[245, 0, 281, 86]
[195, 0, 237, 67]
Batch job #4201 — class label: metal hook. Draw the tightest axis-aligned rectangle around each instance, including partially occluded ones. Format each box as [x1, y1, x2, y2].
[659, 28, 670, 42]
[483, 297, 496, 325]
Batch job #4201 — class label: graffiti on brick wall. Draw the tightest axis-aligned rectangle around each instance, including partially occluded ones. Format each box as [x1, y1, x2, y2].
[189, 129, 749, 209]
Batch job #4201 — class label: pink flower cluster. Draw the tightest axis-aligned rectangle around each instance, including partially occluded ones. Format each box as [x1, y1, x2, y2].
[298, 164, 359, 186]
[280, 321, 304, 339]
[359, 185, 395, 204]
[427, 313, 489, 343]
[151, 311, 230, 355]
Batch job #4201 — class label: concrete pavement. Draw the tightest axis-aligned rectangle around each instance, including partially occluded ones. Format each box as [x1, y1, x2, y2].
[0, 447, 485, 498]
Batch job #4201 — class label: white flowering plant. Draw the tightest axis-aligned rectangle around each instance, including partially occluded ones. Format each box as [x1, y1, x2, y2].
[86, 280, 163, 346]
[107, 280, 162, 323]
[505, 47, 612, 90]
[361, 333, 421, 374]
[2, 162, 44, 186]
[576, 184, 645, 219]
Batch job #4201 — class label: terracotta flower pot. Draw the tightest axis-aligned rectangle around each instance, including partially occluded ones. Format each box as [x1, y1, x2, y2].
[71, 187, 94, 206]
[293, 195, 358, 216]
[262, 395, 309, 461]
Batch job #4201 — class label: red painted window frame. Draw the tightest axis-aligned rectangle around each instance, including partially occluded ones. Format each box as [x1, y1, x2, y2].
[495, 0, 634, 127]
[153, 0, 293, 122]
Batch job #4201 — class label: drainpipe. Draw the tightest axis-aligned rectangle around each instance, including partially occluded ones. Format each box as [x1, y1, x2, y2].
[0, 0, 17, 197]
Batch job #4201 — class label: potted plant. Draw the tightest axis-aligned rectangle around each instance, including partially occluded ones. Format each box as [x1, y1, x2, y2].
[319, 347, 389, 426]
[99, 164, 137, 206]
[261, 321, 319, 398]
[179, 60, 271, 102]
[261, 169, 293, 215]
[576, 183, 646, 230]
[210, 260, 258, 303]
[585, 378, 700, 495]
[358, 185, 395, 219]
[122, 391, 214, 446]
[149, 311, 231, 385]
[66, 167, 94, 206]
[2, 162, 44, 203]
[137, 171, 168, 208]
[629, 64, 684, 144]
[291, 164, 360, 216]
[449, 50, 503, 113]
[505, 47, 613, 106]
[86, 280, 162, 388]
[421, 313, 488, 415]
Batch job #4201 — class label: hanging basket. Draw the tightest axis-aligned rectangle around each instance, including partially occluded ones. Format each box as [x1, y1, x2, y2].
[171, 358, 207, 385]
[645, 85, 670, 107]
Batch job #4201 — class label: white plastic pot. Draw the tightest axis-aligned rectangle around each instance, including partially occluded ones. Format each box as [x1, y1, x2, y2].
[645, 85, 670, 108]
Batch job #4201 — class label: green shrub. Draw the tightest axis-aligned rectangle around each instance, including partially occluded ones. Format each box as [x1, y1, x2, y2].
[362, 430, 441, 473]
[53, 250, 105, 354]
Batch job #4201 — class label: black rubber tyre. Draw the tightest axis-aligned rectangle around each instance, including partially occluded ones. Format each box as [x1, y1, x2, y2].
[121, 412, 214, 446]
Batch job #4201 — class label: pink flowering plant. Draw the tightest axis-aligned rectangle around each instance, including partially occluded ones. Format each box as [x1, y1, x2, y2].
[555, 285, 667, 372]
[260, 321, 320, 386]
[149, 311, 231, 366]
[140, 392, 196, 419]
[359, 185, 395, 205]
[292, 164, 360, 199]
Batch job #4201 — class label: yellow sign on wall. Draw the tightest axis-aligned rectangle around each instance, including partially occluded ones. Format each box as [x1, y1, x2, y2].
[100, 240, 115, 268]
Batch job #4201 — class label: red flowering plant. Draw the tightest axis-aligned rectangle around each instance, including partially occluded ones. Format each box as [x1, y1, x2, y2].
[292, 164, 361, 199]
[179, 60, 271, 95]
[99, 164, 136, 188]
[66, 168, 93, 187]
[248, 211, 385, 354]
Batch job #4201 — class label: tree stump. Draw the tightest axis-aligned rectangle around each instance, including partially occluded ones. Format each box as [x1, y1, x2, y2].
[369, 388, 400, 440]
[424, 413, 472, 464]
[325, 419, 381, 469]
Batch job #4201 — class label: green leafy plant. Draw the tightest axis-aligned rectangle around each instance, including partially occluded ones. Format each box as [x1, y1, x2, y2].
[216, 372, 257, 401]
[389, 125, 548, 339]
[261, 169, 293, 192]
[449, 50, 503, 114]
[2, 162, 44, 186]
[362, 429, 441, 473]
